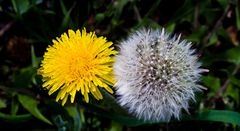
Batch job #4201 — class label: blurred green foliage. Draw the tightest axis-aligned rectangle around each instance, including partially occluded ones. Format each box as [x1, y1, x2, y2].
[0, 0, 240, 130]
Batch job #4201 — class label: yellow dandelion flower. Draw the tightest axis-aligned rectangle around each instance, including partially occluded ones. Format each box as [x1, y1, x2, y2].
[38, 28, 117, 105]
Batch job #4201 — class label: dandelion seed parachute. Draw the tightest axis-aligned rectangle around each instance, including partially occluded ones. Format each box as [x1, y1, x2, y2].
[114, 28, 205, 122]
[38, 28, 117, 105]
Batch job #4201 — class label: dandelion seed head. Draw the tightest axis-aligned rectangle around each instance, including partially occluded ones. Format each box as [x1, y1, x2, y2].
[114, 28, 204, 122]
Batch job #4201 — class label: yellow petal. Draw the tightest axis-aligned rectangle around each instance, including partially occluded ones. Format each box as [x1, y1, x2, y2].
[62, 95, 68, 106]
[84, 91, 89, 103]
[70, 90, 76, 103]
[103, 85, 114, 94]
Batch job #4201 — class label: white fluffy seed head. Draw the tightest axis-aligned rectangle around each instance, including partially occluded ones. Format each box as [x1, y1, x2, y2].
[114, 28, 204, 122]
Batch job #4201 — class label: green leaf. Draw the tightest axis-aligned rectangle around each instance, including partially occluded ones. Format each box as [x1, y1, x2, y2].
[60, 0, 67, 15]
[95, 13, 105, 23]
[221, 47, 240, 64]
[11, 0, 18, 14]
[109, 121, 123, 131]
[31, 45, 39, 68]
[13, 66, 35, 88]
[18, 94, 52, 125]
[218, 0, 228, 8]
[11, 0, 30, 15]
[143, 0, 161, 18]
[30, 46, 41, 86]
[11, 98, 19, 115]
[230, 76, 240, 88]
[236, 3, 240, 30]
[112, 0, 129, 20]
[0, 112, 32, 123]
[100, 112, 146, 127]
[53, 115, 68, 131]
[208, 32, 218, 46]
[60, 1, 75, 31]
[167, 0, 194, 26]
[136, 18, 160, 29]
[83, 103, 147, 126]
[187, 110, 240, 126]
[85, 102, 240, 126]
[224, 84, 240, 105]
[201, 46, 240, 66]
[0, 98, 6, 109]
[65, 106, 82, 131]
[216, 27, 232, 42]
[186, 26, 208, 43]
[31, 0, 43, 5]
[100, 89, 126, 113]
[166, 23, 176, 33]
[202, 75, 220, 92]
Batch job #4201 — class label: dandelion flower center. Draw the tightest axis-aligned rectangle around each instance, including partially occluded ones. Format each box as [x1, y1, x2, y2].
[39, 28, 117, 105]
[69, 56, 93, 80]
